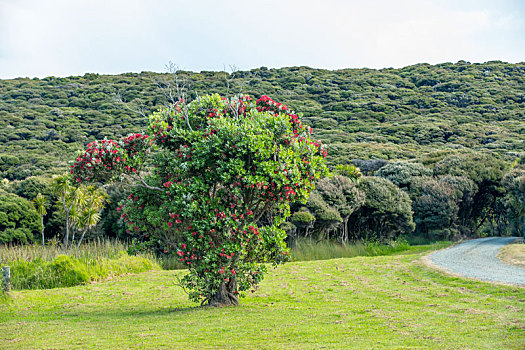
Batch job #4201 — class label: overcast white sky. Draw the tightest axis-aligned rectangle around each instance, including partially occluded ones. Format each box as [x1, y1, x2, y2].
[0, 0, 524, 78]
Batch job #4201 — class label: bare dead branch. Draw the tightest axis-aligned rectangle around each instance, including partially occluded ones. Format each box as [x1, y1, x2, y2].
[113, 92, 148, 118]
[118, 173, 164, 192]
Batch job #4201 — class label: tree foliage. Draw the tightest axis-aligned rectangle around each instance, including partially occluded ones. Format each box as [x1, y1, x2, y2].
[0, 191, 39, 244]
[71, 93, 328, 306]
[348, 177, 415, 240]
[71, 185, 107, 247]
[1, 62, 524, 245]
[32, 193, 47, 245]
[308, 175, 366, 242]
[434, 152, 508, 233]
[502, 167, 525, 237]
[51, 174, 107, 247]
[375, 161, 432, 190]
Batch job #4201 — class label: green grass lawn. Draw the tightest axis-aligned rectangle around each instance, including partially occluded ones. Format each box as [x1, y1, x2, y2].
[1, 244, 523, 349]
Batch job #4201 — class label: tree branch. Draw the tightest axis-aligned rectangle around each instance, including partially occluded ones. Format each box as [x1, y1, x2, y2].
[113, 92, 147, 118]
[119, 174, 164, 192]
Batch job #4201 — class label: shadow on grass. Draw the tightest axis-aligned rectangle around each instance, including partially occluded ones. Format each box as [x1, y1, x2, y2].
[36, 303, 257, 326]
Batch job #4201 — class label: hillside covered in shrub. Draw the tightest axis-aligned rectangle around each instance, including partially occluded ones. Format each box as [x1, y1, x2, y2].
[1, 60, 524, 180]
[1, 61, 524, 246]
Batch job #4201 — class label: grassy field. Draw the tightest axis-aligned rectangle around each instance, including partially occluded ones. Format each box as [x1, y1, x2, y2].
[1, 243, 523, 349]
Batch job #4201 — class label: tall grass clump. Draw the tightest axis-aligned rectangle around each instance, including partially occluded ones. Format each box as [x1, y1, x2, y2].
[0, 240, 134, 264]
[0, 240, 160, 290]
[157, 256, 186, 270]
[291, 238, 412, 262]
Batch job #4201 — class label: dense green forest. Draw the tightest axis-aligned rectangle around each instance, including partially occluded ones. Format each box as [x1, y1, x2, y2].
[1, 61, 524, 180]
[0, 61, 524, 245]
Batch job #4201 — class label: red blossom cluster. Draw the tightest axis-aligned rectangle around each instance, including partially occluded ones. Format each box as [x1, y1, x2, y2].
[230, 95, 253, 116]
[70, 134, 151, 183]
[70, 139, 122, 183]
[256, 95, 288, 113]
[150, 122, 172, 144]
[177, 241, 198, 265]
[122, 133, 149, 158]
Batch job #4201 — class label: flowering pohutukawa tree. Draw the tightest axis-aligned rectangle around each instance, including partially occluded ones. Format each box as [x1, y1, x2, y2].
[71, 93, 328, 306]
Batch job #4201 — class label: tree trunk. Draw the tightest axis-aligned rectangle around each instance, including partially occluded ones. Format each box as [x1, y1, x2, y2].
[71, 227, 76, 246]
[64, 211, 70, 247]
[77, 229, 88, 248]
[41, 215, 45, 246]
[208, 277, 239, 307]
[343, 217, 349, 245]
[62, 195, 70, 247]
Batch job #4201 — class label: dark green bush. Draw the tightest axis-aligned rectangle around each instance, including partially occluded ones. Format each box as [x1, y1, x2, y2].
[349, 177, 415, 241]
[291, 211, 316, 224]
[0, 191, 39, 244]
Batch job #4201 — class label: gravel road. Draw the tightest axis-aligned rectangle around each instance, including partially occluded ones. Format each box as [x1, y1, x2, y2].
[428, 237, 525, 286]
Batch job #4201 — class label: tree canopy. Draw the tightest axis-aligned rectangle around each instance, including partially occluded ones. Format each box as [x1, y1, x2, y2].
[71, 94, 328, 306]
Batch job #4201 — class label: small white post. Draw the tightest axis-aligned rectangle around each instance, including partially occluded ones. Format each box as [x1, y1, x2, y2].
[2, 266, 11, 293]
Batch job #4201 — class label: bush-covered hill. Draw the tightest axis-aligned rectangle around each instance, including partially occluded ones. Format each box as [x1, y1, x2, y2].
[1, 60, 524, 180]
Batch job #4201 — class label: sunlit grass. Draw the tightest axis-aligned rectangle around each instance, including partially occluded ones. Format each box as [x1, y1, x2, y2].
[0, 244, 522, 349]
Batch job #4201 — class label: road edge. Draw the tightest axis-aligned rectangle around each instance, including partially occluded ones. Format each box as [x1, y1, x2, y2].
[420, 239, 525, 288]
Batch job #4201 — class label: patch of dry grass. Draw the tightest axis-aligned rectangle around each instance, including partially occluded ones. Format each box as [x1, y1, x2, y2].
[498, 242, 525, 268]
